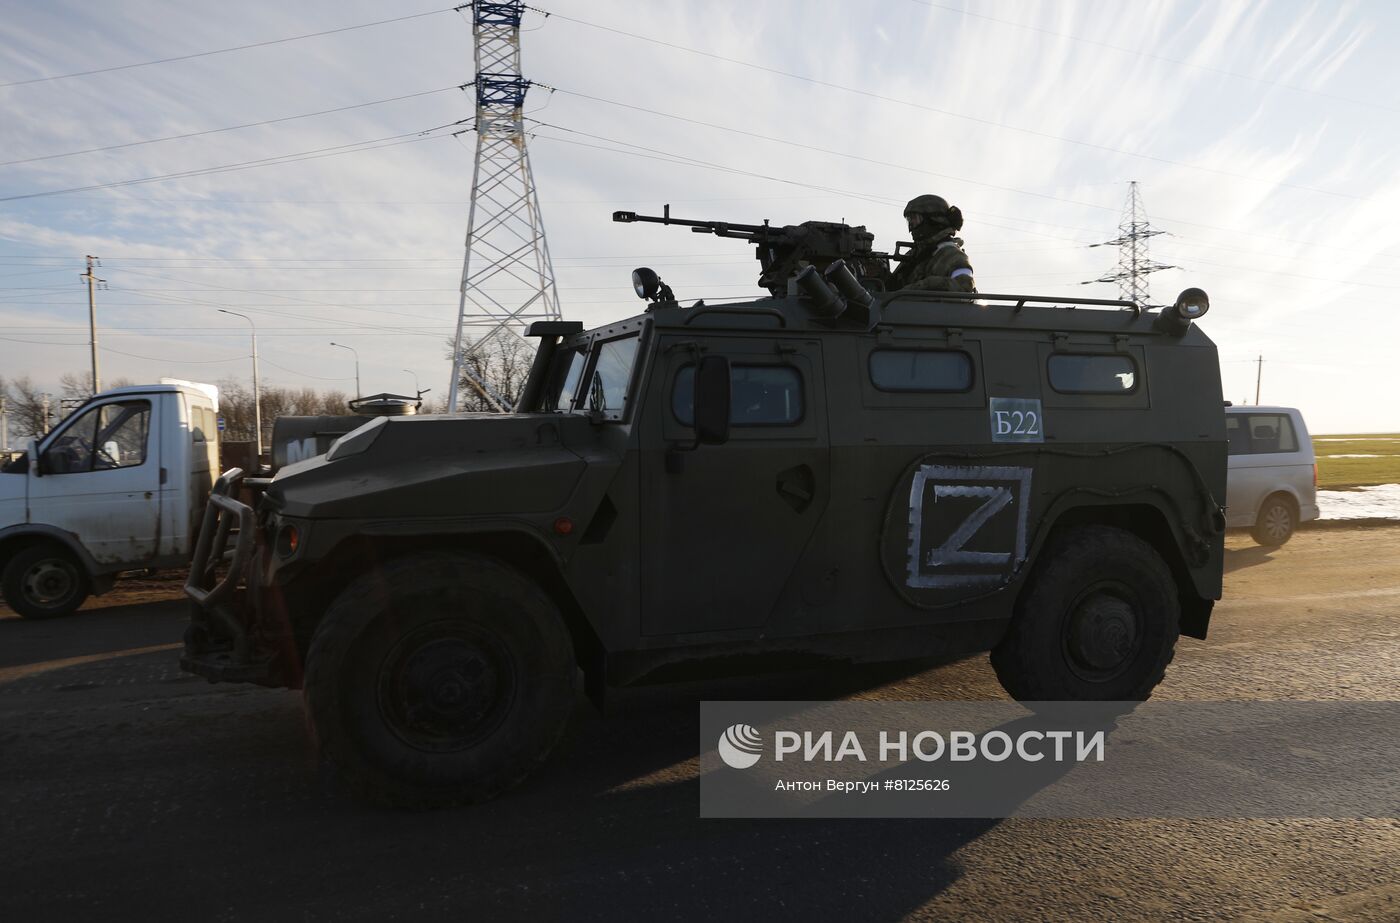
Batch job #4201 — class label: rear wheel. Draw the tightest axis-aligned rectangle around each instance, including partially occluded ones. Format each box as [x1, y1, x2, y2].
[991, 526, 1179, 701]
[1251, 495, 1295, 547]
[1, 543, 90, 619]
[303, 552, 577, 807]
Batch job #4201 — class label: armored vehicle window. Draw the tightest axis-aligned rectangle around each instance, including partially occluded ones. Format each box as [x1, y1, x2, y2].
[546, 347, 588, 411]
[869, 349, 972, 392]
[672, 364, 803, 426]
[1048, 354, 1137, 393]
[1227, 413, 1298, 455]
[584, 335, 640, 417]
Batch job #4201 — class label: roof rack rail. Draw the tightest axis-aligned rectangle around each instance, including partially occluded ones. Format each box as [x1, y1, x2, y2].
[913, 291, 1141, 316]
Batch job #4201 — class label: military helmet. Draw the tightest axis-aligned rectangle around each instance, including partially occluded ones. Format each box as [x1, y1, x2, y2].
[904, 194, 963, 240]
[904, 194, 952, 219]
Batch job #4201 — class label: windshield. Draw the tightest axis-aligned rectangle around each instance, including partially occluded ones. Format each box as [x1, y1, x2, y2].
[545, 347, 588, 411]
[582, 335, 640, 418]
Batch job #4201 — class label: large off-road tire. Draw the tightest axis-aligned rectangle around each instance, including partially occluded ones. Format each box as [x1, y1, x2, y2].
[1, 543, 91, 619]
[303, 552, 578, 807]
[990, 526, 1179, 702]
[1250, 494, 1296, 547]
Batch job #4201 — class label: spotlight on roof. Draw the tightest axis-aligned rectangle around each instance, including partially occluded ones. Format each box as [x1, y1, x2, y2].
[1153, 287, 1211, 336]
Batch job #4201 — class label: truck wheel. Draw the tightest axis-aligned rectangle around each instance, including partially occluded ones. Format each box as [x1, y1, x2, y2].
[303, 552, 577, 807]
[1250, 495, 1295, 547]
[1, 543, 91, 619]
[990, 526, 1179, 702]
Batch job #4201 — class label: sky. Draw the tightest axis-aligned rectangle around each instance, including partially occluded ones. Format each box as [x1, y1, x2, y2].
[2, 0, 1399, 434]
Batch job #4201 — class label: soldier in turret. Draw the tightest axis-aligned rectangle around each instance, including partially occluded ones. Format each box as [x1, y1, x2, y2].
[891, 194, 976, 293]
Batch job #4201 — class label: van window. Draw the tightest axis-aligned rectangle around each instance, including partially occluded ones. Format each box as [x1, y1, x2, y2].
[673, 364, 803, 426]
[869, 350, 972, 392]
[1227, 413, 1299, 455]
[1048, 354, 1137, 393]
[191, 404, 207, 443]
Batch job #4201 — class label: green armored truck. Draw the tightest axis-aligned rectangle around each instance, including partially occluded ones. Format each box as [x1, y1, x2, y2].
[184, 210, 1226, 805]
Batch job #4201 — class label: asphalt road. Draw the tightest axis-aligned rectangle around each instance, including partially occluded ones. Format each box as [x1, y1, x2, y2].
[2, 526, 1399, 922]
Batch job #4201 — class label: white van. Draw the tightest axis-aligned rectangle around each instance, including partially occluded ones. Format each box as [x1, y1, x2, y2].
[0, 382, 220, 617]
[1225, 405, 1319, 546]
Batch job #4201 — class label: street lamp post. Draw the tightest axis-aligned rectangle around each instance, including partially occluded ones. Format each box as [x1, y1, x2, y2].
[403, 369, 420, 396]
[219, 309, 262, 459]
[330, 342, 361, 398]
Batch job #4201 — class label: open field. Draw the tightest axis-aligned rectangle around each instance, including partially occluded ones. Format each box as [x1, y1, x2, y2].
[1312, 433, 1400, 489]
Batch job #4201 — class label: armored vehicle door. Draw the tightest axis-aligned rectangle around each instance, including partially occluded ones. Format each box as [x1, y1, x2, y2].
[640, 335, 828, 636]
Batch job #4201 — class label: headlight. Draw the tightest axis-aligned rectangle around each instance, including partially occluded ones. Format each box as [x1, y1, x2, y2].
[275, 522, 299, 558]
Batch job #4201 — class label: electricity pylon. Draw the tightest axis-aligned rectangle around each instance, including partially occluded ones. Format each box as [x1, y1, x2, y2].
[447, 0, 562, 411]
[1084, 181, 1176, 308]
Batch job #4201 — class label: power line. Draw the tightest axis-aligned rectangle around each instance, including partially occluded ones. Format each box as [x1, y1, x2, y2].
[0, 124, 463, 203]
[0, 86, 461, 167]
[531, 6, 1363, 202]
[0, 7, 457, 88]
[545, 86, 1115, 213]
[259, 358, 356, 381]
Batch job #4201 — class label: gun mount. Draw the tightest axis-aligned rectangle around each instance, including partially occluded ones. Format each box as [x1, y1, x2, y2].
[613, 205, 894, 297]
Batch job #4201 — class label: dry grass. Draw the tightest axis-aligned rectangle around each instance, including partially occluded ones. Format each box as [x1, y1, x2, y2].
[1312, 434, 1400, 489]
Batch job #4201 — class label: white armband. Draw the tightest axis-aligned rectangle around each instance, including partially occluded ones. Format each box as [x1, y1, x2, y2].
[951, 268, 973, 280]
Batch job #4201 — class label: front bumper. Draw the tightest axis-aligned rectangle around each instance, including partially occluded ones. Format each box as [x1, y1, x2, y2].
[182, 468, 279, 685]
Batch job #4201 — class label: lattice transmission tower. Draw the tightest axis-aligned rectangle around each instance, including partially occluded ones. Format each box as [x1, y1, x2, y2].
[1084, 181, 1176, 308]
[447, 0, 562, 411]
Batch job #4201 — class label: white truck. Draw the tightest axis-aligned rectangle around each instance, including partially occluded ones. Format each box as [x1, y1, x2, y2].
[0, 381, 221, 618]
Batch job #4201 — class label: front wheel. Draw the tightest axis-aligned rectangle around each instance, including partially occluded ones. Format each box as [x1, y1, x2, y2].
[303, 552, 578, 807]
[991, 526, 1180, 701]
[1, 543, 91, 619]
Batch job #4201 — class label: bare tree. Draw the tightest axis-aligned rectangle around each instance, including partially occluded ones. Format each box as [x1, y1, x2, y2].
[6, 377, 54, 439]
[445, 333, 534, 412]
[59, 372, 94, 403]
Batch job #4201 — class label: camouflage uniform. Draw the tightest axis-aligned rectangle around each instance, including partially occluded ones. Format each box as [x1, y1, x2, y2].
[891, 195, 976, 294]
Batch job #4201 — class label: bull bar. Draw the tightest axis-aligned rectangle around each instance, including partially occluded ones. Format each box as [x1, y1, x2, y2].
[182, 468, 267, 682]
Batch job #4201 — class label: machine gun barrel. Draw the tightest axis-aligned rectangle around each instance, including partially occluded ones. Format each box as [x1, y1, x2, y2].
[613, 204, 895, 297]
[612, 209, 769, 242]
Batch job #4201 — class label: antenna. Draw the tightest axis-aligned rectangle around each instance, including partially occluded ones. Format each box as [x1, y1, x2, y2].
[447, 1, 562, 411]
[1083, 181, 1176, 308]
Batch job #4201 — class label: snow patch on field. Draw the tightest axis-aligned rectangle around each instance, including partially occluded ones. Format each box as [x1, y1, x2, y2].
[1322, 454, 1382, 458]
[1318, 484, 1400, 520]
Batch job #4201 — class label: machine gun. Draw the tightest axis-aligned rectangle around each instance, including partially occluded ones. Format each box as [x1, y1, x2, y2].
[613, 205, 895, 297]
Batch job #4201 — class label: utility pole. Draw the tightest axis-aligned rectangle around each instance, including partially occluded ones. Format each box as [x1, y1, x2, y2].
[40, 393, 51, 435]
[219, 309, 262, 459]
[1, 395, 8, 453]
[1084, 182, 1177, 308]
[1255, 355, 1264, 406]
[80, 255, 104, 393]
[448, 0, 562, 411]
[330, 342, 361, 398]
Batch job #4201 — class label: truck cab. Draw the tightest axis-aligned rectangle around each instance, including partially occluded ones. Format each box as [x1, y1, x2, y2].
[0, 381, 219, 618]
[184, 277, 1226, 807]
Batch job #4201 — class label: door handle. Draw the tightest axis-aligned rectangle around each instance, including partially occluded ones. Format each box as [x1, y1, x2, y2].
[775, 464, 816, 513]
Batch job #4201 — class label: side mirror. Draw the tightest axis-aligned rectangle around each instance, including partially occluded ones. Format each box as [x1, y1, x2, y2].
[693, 355, 731, 445]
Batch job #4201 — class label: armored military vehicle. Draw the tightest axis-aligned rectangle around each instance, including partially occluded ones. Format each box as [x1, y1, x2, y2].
[184, 208, 1226, 805]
